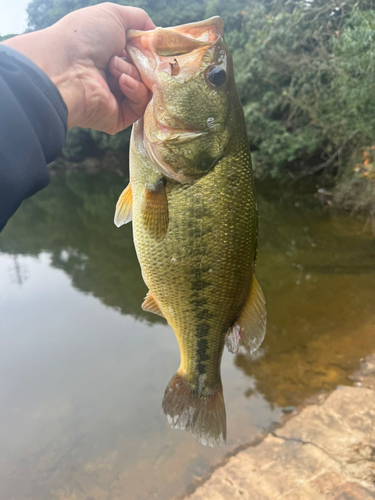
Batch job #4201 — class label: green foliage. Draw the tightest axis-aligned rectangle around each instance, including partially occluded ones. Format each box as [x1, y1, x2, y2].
[233, 0, 375, 179]
[331, 6, 375, 139]
[26, 0, 375, 210]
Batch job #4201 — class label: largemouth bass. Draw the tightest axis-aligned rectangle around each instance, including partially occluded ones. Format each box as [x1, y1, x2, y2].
[114, 17, 266, 446]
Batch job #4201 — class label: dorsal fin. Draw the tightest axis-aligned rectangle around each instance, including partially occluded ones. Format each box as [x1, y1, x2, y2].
[141, 180, 169, 242]
[142, 291, 165, 318]
[225, 276, 267, 354]
[114, 183, 133, 227]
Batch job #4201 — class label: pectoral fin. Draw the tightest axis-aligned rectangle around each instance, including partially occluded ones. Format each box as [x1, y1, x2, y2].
[141, 180, 169, 242]
[225, 276, 267, 354]
[142, 291, 165, 318]
[114, 183, 133, 227]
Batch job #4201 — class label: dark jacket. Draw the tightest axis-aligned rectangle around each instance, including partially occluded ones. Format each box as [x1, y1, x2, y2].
[0, 45, 67, 232]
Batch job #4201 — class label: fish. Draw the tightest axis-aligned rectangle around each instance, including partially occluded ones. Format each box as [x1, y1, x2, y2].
[114, 17, 266, 447]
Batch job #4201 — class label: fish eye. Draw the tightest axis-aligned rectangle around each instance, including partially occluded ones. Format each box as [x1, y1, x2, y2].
[207, 66, 227, 86]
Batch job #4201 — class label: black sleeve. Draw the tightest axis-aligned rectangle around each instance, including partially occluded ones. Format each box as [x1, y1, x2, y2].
[0, 45, 68, 232]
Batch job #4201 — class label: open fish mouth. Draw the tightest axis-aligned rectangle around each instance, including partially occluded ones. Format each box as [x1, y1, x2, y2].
[125, 16, 224, 89]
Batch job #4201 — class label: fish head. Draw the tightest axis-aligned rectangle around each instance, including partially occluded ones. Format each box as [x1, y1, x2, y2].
[126, 17, 238, 183]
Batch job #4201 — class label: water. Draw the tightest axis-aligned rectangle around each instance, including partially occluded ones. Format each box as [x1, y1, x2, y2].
[0, 171, 374, 500]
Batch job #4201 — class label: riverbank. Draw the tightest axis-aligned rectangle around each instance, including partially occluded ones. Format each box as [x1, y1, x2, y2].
[180, 354, 375, 500]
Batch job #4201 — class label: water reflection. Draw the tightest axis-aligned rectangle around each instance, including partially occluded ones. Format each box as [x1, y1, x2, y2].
[0, 172, 162, 323]
[0, 171, 374, 500]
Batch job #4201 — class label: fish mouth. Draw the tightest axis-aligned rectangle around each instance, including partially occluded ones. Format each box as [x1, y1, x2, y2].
[125, 16, 224, 89]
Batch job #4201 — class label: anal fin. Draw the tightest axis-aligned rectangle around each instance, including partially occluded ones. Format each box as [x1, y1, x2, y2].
[141, 180, 169, 242]
[225, 276, 267, 354]
[142, 291, 165, 318]
[114, 183, 133, 227]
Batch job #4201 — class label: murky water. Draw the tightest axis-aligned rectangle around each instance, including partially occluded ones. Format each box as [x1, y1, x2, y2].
[0, 171, 374, 500]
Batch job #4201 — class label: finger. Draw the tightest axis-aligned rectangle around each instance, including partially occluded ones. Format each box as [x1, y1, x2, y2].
[120, 98, 148, 130]
[119, 74, 150, 127]
[119, 74, 150, 108]
[108, 55, 141, 81]
[107, 73, 124, 103]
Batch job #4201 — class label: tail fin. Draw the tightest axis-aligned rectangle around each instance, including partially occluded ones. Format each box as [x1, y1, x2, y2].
[162, 373, 226, 447]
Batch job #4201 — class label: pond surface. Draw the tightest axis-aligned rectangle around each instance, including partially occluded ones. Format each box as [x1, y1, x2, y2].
[0, 171, 374, 500]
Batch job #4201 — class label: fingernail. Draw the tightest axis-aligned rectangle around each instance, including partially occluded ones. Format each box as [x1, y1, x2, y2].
[114, 55, 120, 71]
[121, 74, 138, 90]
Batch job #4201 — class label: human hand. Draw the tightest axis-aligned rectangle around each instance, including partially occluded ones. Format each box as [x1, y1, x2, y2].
[3, 3, 155, 133]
